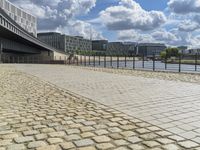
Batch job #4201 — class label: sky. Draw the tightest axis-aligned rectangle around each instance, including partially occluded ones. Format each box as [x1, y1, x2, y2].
[9, 0, 200, 48]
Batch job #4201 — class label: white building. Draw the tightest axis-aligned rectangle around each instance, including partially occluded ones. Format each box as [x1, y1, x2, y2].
[0, 0, 37, 37]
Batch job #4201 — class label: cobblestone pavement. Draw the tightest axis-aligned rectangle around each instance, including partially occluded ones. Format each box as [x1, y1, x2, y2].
[2, 65, 200, 149]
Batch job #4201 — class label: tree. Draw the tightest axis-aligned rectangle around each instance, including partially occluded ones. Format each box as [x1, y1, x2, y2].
[160, 48, 180, 59]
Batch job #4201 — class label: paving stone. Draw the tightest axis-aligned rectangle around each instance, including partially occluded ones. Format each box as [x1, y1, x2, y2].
[95, 129, 109, 135]
[114, 139, 129, 146]
[120, 131, 136, 137]
[127, 136, 142, 144]
[74, 139, 94, 147]
[162, 144, 180, 150]
[82, 121, 96, 126]
[23, 130, 39, 136]
[156, 138, 174, 144]
[108, 127, 121, 133]
[64, 134, 81, 141]
[93, 135, 111, 143]
[128, 144, 145, 150]
[47, 138, 63, 144]
[96, 143, 115, 149]
[0, 140, 12, 146]
[7, 144, 26, 150]
[35, 134, 48, 140]
[178, 140, 199, 149]
[1, 133, 18, 139]
[81, 132, 96, 138]
[60, 142, 75, 149]
[66, 129, 80, 134]
[14, 136, 34, 143]
[77, 146, 97, 150]
[37, 145, 61, 150]
[109, 133, 123, 140]
[28, 141, 47, 149]
[143, 141, 161, 148]
[48, 131, 66, 138]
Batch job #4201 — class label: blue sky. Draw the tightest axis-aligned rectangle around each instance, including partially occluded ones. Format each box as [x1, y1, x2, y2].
[10, 0, 200, 48]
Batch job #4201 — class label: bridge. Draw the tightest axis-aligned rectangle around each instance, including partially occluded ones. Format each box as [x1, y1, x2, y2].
[0, 7, 67, 62]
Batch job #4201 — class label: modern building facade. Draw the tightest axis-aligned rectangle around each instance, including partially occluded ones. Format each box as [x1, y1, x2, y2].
[107, 42, 137, 55]
[138, 43, 166, 57]
[92, 40, 108, 51]
[38, 32, 92, 53]
[0, 0, 37, 37]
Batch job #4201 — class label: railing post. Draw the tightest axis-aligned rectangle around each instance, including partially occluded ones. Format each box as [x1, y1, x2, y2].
[77, 56, 79, 66]
[104, 54, 106, 68]
[153, 53, 155, 71]
[133, 54, 135, 69]
[18, 56, 19, 63]
[80, 55, 82, 65]
[179, 54, 181, 73]
[99, 55, 101, 66]
[110, 55, 112, 67]
[142, 54, 144, 68]
[195, 53, 197, 71]
[84, 54, 86, 66]
[93, 55, 95, 67]
[89, 54, 91, 65]
[165, 56, 167, 70]
[125, 55, 127, 68]
[117, 55, 119, 69]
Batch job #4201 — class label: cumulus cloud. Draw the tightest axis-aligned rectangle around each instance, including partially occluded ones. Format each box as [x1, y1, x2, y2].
[118, 30, 154, 43]
[99, 0, 166, 31]
[56, 20, 104, 40]
[168, 0, 200, 14]
[178, 20, 200, 32]
[10, 0, 96, 30]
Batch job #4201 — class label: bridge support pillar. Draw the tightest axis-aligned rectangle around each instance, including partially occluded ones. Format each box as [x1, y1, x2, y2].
[0, 40, 2, 63]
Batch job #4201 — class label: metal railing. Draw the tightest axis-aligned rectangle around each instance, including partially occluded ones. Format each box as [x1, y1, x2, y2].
[1, 53, 200, 73]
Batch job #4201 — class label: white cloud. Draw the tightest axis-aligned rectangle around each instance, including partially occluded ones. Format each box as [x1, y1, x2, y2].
[55, 20, 104, 40]
[168, 0, 200, 14]
[178, 20, 200, 32]
[118, 30, 154, 43]
[10, 0, 96, 30]
[99, 0, 166, 31]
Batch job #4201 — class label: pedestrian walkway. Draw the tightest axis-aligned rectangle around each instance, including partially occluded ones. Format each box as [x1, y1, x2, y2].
[1, 64, 200, 149]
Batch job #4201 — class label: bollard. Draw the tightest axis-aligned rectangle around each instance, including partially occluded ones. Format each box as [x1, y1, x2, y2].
[110, 55, 112, 67]
[165, 56, 167, 70]
[104, 54, 106, 68]
[153, 54, 155, 71]
[133, 55, 135, 69]
[117, 55, 119, 69]
[89, 54, 91, 65]
[179, 55, 181, 73]
[93, 55, 95, 67]
[84, 54, 86, 66]
[125, 55, 127, 68]
[99, 55, 101, 66]
[142, 54, 144, 68]
[195, 53, 198, 71]
[80, 55, 82, 65]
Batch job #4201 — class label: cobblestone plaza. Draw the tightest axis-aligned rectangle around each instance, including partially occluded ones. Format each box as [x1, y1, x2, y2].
[1, 64, 200, 149]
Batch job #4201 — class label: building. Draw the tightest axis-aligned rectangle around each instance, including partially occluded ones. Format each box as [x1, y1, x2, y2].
[92, 40, 108, 51]
[0, 0, 37, 37]
[138, 43, 166, 57]
[107, 42, 137, 55]
[38, 32, 92, 53]
[0, 0, 67, 62]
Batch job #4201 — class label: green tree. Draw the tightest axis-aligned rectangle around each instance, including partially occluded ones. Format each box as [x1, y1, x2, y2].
[160, 48, 180, 59]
